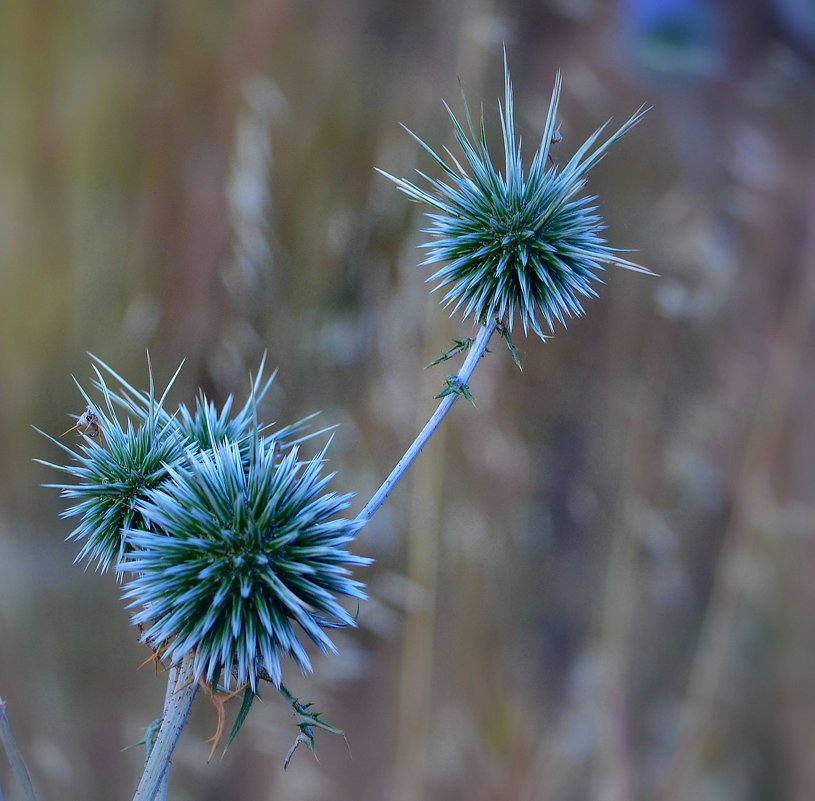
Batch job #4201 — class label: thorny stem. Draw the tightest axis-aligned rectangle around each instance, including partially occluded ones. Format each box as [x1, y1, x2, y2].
[133, 656, 198, 801]
[146, 665, 182, 801]
[356, 320, 496, 528]
[0, 698, 39, 801]
[121, 323, 496, 799]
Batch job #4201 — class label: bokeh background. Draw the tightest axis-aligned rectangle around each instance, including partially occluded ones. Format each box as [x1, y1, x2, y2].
[2, 1, 814, 799]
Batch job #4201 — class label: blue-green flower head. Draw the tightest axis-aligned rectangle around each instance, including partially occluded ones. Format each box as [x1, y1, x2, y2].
[119, 436, 370, 691]
[89, 352, 324, 458]
[175, 391, 322, 461]
[37, 375, 187, 572]
[378, 57, 652, 338]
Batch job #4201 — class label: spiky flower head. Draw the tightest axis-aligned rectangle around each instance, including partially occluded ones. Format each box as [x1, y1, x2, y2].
[38, 356, 330, 576]
[119, 435, 369, 691]
[40, 357, 369, 694]
[91, 353, 270, 450]
[37, 367, 187, 572]
[379, 57, 651, 339]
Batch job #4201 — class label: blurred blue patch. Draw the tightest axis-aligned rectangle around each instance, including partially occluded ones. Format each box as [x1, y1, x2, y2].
[771, 0, 815, 55]
[620, 0, 724, 79]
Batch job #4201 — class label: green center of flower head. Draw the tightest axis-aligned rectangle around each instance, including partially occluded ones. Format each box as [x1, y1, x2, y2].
[495, 213, 530, 248]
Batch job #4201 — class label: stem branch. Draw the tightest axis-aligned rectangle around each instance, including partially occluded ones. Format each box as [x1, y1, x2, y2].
[356, 320, 496, 528]
[133, 656, 198, 801]
[146, 665, 182, 801]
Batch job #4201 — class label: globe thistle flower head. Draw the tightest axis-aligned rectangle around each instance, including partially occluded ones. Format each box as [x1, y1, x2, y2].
[175, 390, 324, 459]
[37, 367, 187, 572]
[90, 352, 324, 456]
[119, 434, 370, 691]
[378, 58, 652, 339]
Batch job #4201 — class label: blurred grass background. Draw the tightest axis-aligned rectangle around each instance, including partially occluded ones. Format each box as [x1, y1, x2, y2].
[2, 1, 815, 799]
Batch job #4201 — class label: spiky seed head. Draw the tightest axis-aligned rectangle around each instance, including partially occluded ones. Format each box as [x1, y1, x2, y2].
[118, 436, 370, 691]
[37, 378, 187, 572]
[378, 58, 651, 339]
[89, 353, 323, 455]
[38, 356, 324, 573]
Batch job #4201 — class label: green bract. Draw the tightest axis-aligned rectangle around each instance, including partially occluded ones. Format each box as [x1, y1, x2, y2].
[378, 58, 651, 338]
[119, 436, 369, 690]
